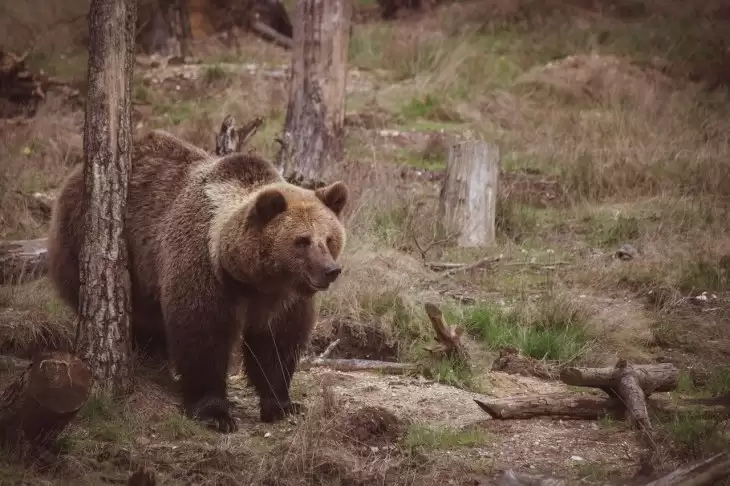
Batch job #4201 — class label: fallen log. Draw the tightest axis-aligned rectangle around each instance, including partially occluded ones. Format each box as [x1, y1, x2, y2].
[473, 392, 729, 422]
[644, 451, 730, 486]
[0, 238, 49, 285]
[0, 351, 92, 459]
[557, 360, 679, 432]
[560, 362, 679, 395]
[474, 392, 621, 420]
[298, 357, 416, 375]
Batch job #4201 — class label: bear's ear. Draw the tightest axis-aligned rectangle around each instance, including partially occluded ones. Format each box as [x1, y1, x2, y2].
[315, 181, 348, 217]
[251, 188, 287, 225]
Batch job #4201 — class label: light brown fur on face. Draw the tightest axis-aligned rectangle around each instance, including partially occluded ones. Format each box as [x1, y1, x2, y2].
[215, 181, 348, 296]
[47, 129, 348, 433]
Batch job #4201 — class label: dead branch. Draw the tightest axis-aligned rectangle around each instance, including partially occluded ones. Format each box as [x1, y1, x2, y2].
[473, 392, 729, 422]
[298, 357, 416, 375]
[214, 114, 263, 155]
[318, 339, 341, 359]
[0, 351, 91, 458]
[0, 238, 49, 285]
[0, 48, 80, 119]
[251, 20, 293, 49]
[560, 362, 679, 396]
[494, 469, 568, 486]
[644, 451, 730, 486]
[616, 362, 652, 431]
[438, 254, 503, 278]
[423, 302, 469, 363]
[491, 346, 557, 380]
[474, 392, 622, 420]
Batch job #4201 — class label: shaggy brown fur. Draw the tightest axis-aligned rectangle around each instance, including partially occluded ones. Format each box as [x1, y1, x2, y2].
[47, 130, 348, 432]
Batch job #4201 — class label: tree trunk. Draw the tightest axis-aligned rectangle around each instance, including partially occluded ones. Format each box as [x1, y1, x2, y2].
[0, 352, 91, 457]
[0, 238, 48, 285]
[438, 141, 500, 247]
[77, 0, 137, 397]
[176, 0, 193, 58]
[278, 0, 351, 182]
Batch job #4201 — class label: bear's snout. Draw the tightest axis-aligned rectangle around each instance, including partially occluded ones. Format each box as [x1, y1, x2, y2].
[323, 263, 342, 282]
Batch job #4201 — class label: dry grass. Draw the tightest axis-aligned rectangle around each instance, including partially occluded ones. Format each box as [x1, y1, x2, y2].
[1, 0, 730, 482]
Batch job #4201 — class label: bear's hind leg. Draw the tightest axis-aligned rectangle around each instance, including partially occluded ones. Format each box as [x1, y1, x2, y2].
[242, 298, 315, 423]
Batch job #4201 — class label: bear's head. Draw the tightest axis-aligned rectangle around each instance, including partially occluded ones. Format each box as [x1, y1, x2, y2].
[218, 181, 349, 296]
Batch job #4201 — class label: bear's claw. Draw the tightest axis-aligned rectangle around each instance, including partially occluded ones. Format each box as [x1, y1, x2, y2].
[188, 397, 239, 433]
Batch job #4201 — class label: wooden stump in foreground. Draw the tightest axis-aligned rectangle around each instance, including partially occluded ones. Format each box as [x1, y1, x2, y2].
[0, 351, 92, 457]
[0, 238, 48, 285]
[438, 141, 500, 247]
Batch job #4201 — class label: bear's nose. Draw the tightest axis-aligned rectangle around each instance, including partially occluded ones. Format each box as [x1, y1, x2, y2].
[324, 264, 342, 282]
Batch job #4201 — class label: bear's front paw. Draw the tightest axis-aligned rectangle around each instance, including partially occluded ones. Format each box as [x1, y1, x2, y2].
[260, 399, 306, 423]
[187, 397, 239, 433]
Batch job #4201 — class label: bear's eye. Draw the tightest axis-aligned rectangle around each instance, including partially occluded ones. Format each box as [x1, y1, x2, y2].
[295, 236, 311, 248]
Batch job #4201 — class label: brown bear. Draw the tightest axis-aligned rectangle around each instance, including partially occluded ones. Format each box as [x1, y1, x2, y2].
[47, 130, 348, 433]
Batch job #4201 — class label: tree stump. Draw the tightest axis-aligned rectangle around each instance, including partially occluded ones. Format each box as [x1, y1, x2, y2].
[438, 141, 500, 247]
[77, 0, 137, 396]
[0, 239, 48, 285]
[0, 351, 91, 457]
[277, 0, 352, 181]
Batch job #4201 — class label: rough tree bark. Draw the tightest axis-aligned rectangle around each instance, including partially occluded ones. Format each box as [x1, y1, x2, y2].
[438, 141, 500, 247]
[77, 0, 137, 396]
[0, 352, 91, 458]
[277, 0, 351, 183]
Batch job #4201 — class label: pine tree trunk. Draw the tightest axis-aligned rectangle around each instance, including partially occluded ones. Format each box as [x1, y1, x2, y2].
[278, 0, 351, 183]
[77, 0, 136, 397]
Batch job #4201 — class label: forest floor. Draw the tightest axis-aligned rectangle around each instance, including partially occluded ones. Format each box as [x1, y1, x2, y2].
[1, 0, 730, 484]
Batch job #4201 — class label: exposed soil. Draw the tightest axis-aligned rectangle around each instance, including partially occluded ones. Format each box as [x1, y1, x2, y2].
[341, 405, 407, 450]
[309, 317, 400, 361]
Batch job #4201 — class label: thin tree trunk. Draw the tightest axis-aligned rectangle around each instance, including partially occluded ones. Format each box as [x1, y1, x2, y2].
[278, 0, 351, 182]
[77, 0, 137, 397]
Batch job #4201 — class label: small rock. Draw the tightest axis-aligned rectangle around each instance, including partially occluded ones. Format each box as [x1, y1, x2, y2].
[264, 432, 272, 438]
[135, 436, 150, 446]
[616, 244, 638, 261]
[571, 455, 585, 462]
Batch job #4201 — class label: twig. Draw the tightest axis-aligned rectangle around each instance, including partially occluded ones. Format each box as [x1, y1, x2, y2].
[298, 358, 416, 375]
[318, 339, 340, 359]
[438, 254, 503, 278]
[251, 20, 293, 49]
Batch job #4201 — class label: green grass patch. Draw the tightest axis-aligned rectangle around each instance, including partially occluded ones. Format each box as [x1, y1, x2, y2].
[659, 410, 730, 459]
[461, 296, 593, 363]
[78, 392, 135, 443]
[160, 412, 212, 440]
[152, 101, 199, 126]
[404, 424, 491, 451]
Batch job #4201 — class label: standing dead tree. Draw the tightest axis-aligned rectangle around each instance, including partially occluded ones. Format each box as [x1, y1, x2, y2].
[76, 0, 137, 396]
[438, 141, 500, 248]
[277, 0, 351, 186]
